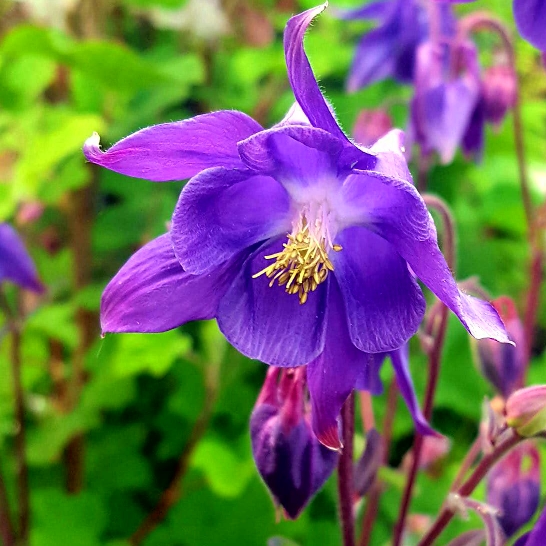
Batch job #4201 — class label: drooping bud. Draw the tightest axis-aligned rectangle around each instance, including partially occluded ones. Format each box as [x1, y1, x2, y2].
[352, 109, 393, 148]
[506, 385, 546, 437]
[475, 296, 525, 398]
[513, 502, 546, 546]
[487, 442, 540, 537]
[250, 367, 338, 519]
[482, 65, 517, 128]
[354, 428, 383, 497]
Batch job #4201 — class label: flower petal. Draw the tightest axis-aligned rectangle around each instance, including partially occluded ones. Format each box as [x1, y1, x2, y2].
[171, 167, 290, 275]
[216, 238, 328, 367]
[514, 0, 546, 51]
[390, 345, 436, 436]
[83, 111, 262, 182]
[332, 226, 426, 353]
[333, 1, 391, 21]
[238, 125, 373, 195]
[284, 4, 348, 142]
[101, 234, 240, 333]
[341, 173, 511, 344]
[0, 224, 43, 293]
[307, 280, 367, 449]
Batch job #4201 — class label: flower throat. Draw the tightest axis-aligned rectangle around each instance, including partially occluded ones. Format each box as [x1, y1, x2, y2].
[253, 212, 341, 305]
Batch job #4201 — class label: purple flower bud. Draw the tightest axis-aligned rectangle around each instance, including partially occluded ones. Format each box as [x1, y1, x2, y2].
[506, 385, 546, 437]
[475, 296, 525, 398]
[487, 443, 540, 537]
[250, 367, 338, 519]
[0, 223, 43, 293]
[482, 65, 517, 127]
[352, 109, 393, 148]
[514, 501, 546, 546]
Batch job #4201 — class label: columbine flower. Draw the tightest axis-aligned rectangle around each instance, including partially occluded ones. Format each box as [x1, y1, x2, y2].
[250, 367, 338, 518]
[513, 0, 546, 52]
[336, 0, 428, 91]
[409, 36, 483, 164]
[514, 501, 546, 546]
[487, 443, 540, 538]
[84, 4, 509, 448]
[482, 65, 517, 128]
[0, 223, 43, 293]
[506, 385, 546, 437]
[475, 296, 525, 399]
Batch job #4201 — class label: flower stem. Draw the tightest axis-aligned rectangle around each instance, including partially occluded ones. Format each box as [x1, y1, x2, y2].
[393, 196, 455, 546]
[523, 246, 543, 371]
[417, 430, 522, 546]
[359, 391, 375, 433]
[0, 290, 29, 544]
[358, 380, 398, 546]
[338, 393, 355, 546]
[450, 435, 482, 492]
[459, 12, 533, 234]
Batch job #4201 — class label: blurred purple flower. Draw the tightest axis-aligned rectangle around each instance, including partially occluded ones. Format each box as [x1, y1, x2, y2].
[514, 501, 546, 546]
[513, 0, 546, 51]
[337, 0, 428, 91]
[487, 443, 540, 538]
[476, 296, 525, 398]
[250, 367, 338, 518]
[85, 4, 510, 448]
[0, 223, 43, 293]
[410, 37, 483, 163]
[482, 65, 517, 128]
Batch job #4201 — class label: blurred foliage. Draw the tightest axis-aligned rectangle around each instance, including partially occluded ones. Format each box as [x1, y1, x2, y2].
[0, 0, 545, 545]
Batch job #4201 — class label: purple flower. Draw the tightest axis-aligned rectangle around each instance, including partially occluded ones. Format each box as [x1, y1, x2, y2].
[85, 4, 510, 448]
[0, 223, 43, 293]
[250, 367, 338, 518]
[482, 65, 517, 128]
[475, 296, 525, 398]
[409, 37, 483, 163]
[514, 501, 546, 546]
[513, 0, 546, 51]
[337, 0, 428, 91]
[487, 443, 540, 538]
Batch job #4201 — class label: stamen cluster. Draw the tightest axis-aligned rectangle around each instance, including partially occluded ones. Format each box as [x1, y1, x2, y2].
[253, 217, 341, 305]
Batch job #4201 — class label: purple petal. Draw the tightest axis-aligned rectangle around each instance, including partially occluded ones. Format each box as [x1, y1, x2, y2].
[238, 125, 374, 191]
[83, 111, 262, 182]
[346, 24, 397, 91]
[284, 4, 348, 142]
[333, 1, 391, 21]
[101, 234, 240, 333]
[307, 280, 367, 449]
[342, 172, 511, 344]
[171, 167, 290, 275]
[516, 504, 546, 546]
[514, 0, 546, 51]
[332, 226, 426, 353]
[390, 345, 436, 436]
[0, 224, 43, 293]
[354, 428, 383, 496]
[216, 239, 328, 367]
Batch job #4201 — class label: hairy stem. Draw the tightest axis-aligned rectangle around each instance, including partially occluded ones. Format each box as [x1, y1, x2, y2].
[418, 431, 522, 546]
[393, 196, 455, 546]
[338, 394, 355, 546]
[358, 379, 398, 546]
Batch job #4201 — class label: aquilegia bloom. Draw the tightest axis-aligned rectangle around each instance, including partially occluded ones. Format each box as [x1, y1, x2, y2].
[513, 0, 546, 52]
[0, 223, 43, 293]
[85, 4, 510, 449]
[337, 0, 427, 91]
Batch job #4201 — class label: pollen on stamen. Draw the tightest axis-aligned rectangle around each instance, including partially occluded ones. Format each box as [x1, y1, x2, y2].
[252, 217, 342, 304]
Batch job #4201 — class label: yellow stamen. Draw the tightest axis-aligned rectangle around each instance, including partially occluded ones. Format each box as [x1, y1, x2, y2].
[252, 218, 342, 304]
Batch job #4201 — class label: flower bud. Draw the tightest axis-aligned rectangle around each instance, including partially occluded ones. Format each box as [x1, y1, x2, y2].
[475, 296, 525, 398]
[352, 109, 393, 148]
[506, 385, 546, 437]
[250, 367, 338, 519]
[487, 443, 540, 537]
[482, 65, 517, 127]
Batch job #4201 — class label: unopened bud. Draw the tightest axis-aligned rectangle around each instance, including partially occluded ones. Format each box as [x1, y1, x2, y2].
[250, 367, 338, 519]
[475, 296, 525, 398]
[506, 385, 546, 437]
[487, 442, 540, 537]
[352, 109, 393, 148]
[483, 65, 517, 128]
